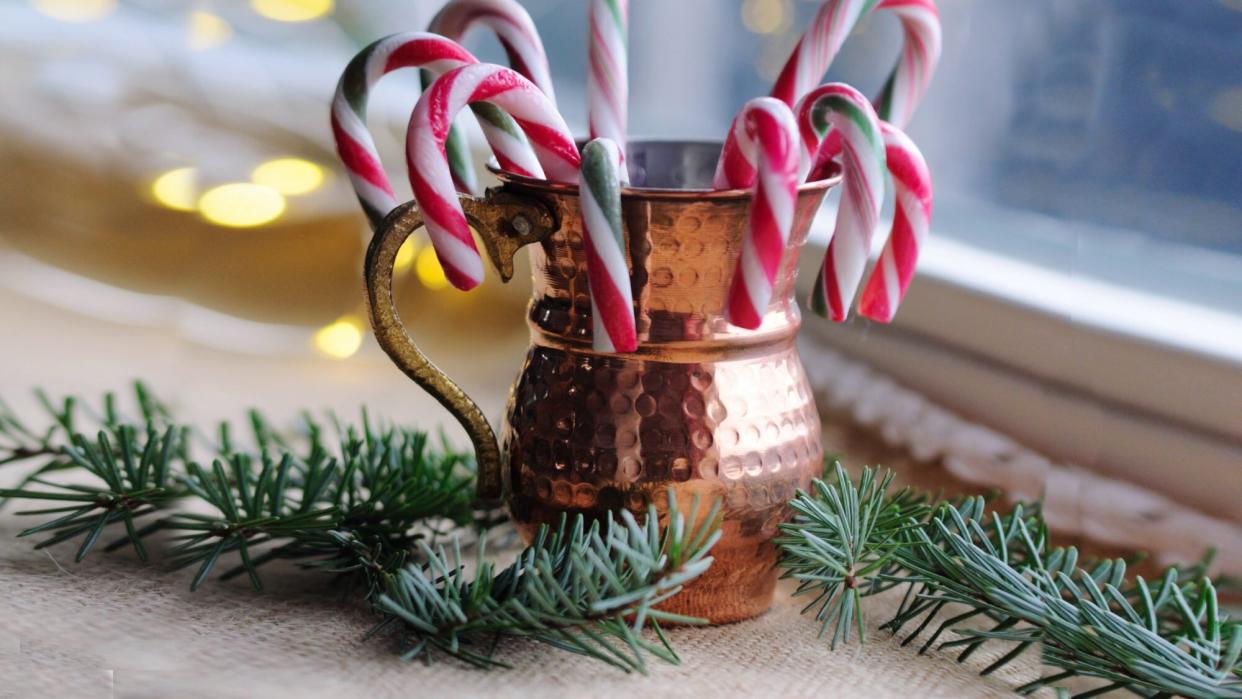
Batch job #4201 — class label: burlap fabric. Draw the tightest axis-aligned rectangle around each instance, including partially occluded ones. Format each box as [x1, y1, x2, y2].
[0, 286, 1077, 698]
[1, 525, 1059, 699]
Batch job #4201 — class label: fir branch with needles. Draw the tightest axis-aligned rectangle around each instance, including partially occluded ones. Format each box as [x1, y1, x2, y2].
[0, 384, 481, 595]
[0, 384, 721, 673]
[778, 463, 1242, 698]
[371, 495, 722, 671]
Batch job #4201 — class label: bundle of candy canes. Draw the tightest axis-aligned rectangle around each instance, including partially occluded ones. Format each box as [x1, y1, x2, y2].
[333, 0, 938, 353]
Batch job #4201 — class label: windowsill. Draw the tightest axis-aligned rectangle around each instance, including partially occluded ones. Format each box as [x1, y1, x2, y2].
[799, 215, 1242, 522]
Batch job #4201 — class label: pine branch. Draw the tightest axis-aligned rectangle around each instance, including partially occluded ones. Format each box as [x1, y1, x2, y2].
[1, 384, 483, 594]
[779, 464, 1242, 698]
[372, 491, 721, 672]
[775, 463, 930, 648]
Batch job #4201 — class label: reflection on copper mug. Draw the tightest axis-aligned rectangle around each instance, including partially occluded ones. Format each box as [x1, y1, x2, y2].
[364, 141, 840, 623]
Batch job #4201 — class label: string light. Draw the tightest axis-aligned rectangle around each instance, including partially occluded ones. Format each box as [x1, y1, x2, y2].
[415, 246, 450, 290]
[251, 0, 334, 22]
[150, 167, 199, 211]
[31, 0, 116, 22]
[251, 157, 325, 196]
[198, 183, 286, 227]
[313, 315, 363, 359]
[188, 11, 232, 51]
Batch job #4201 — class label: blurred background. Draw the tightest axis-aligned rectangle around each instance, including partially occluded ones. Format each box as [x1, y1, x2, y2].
[0, 1, 1239, 524]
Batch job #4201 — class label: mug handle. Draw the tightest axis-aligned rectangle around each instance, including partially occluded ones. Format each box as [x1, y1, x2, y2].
[363, 189, 558, 502]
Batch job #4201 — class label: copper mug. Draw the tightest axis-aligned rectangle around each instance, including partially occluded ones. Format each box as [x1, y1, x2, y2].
[364, 141, 839, 623]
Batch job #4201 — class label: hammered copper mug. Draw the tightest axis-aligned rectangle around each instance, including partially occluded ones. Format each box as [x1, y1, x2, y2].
[364, 141, 840, 623]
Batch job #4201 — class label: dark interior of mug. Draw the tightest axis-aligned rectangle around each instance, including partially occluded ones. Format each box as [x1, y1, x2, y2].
[622, 140, 725, 190]
[491, 139, 840, 193]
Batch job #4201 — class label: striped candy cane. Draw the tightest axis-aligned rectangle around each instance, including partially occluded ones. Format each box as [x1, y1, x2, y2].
[871, 0, 941, 127]
[803, 0, 940, 179]
[428, 0, 557, 190]
[793, 84, 886, 321]
[858, 123, 932, 322]
[770, 0, 877, 108]
[579, 139, 636, 352]
[429, 0, 557, 100]
[331, 32, 541, 228]
[407, 64, 579, 291]
[715, 98, 801, 330]
[588, 0, 629, 180]
[771, 0, 940, 127]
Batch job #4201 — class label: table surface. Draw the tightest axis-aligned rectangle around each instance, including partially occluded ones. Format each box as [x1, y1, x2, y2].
[0, 286, 1066, 698]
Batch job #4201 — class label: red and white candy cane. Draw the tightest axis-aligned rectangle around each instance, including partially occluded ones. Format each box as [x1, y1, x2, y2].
[770, 0, 875, 108]
[714, 98, 802, 330]
[858, 123, 932, 322]
[771, 0, 941, 127]
[331, 32, 540, 228]
[332, 33, 478, 227]
[406, 64, 579, 291]
[429, 0, 557, 100]
[588, 0, 629, 179]
[871, 0, 941, 127]
[428, 0, 557, 195]
[793, 84, 886, 322]
[579, 138, 636, 352]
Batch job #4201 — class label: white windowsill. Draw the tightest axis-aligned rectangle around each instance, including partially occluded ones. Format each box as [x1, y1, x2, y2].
[800, 216, 1242, 523]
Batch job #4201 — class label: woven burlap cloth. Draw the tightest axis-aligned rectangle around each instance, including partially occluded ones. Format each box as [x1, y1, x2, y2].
[0, 287, 1068, 698]
[1, 530, 1056, 699]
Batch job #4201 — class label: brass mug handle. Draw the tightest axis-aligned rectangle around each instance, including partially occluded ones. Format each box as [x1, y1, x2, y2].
[363, 189, 558, 502]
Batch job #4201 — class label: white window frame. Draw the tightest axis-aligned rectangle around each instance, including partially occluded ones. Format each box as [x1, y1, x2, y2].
[798, 231, 1242, 523]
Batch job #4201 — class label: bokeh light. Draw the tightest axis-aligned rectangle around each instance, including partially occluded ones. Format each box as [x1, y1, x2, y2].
[251, 0, 334, 23]
[393, 237, 419, 274]
[741, 0, 792, 35]
[415, 246, 450, 290]
[313, 315, 363, 359]
[31, 0, 116, 22]
[198, 183, 286, 227]
[251, 157, 325, 196]
[188, 11, 232, 51]
[150, 167, 199, 212]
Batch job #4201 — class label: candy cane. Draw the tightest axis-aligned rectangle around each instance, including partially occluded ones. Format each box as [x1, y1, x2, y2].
[858, 123, 932, 322]
[871, 0, 941, 127]
[771, 0, 940, 127]
[427, 0, 557, 190]
[406, 64, 579, 291]
[429, 0, 557, 100]
[331, 32, 541, 228]
[588, 0, 629, 179]
[770, 0, 876, 108]
[803, 0, 940, 180]
[793, 84, 886, 321]
[579, 139, 636, 352]
[714, 98, 801, 330]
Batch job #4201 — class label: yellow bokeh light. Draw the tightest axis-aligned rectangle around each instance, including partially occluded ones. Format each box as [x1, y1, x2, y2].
[415, 246, 450, 291]
[741, 0, 791, 35]
[313, 316, 363, 359]
[150, 167, 199, 212]
[393, 237, 420, 273]
[189, 10, 232, 50]
[251, 0, 334, 22]
[198, 183, 286, 228]
[251, 157, 325, 196]
[31, 0, 116, 22]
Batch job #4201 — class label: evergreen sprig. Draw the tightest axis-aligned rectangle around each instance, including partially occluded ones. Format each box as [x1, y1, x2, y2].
[779, 464, 1242, 698]
[0, 385, 722, 672]
[0, 384, 479, 594]
[372, 494, 722, 671]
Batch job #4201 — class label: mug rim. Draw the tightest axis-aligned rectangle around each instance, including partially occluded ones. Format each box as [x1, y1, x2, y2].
[487, 138, 843, 201]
